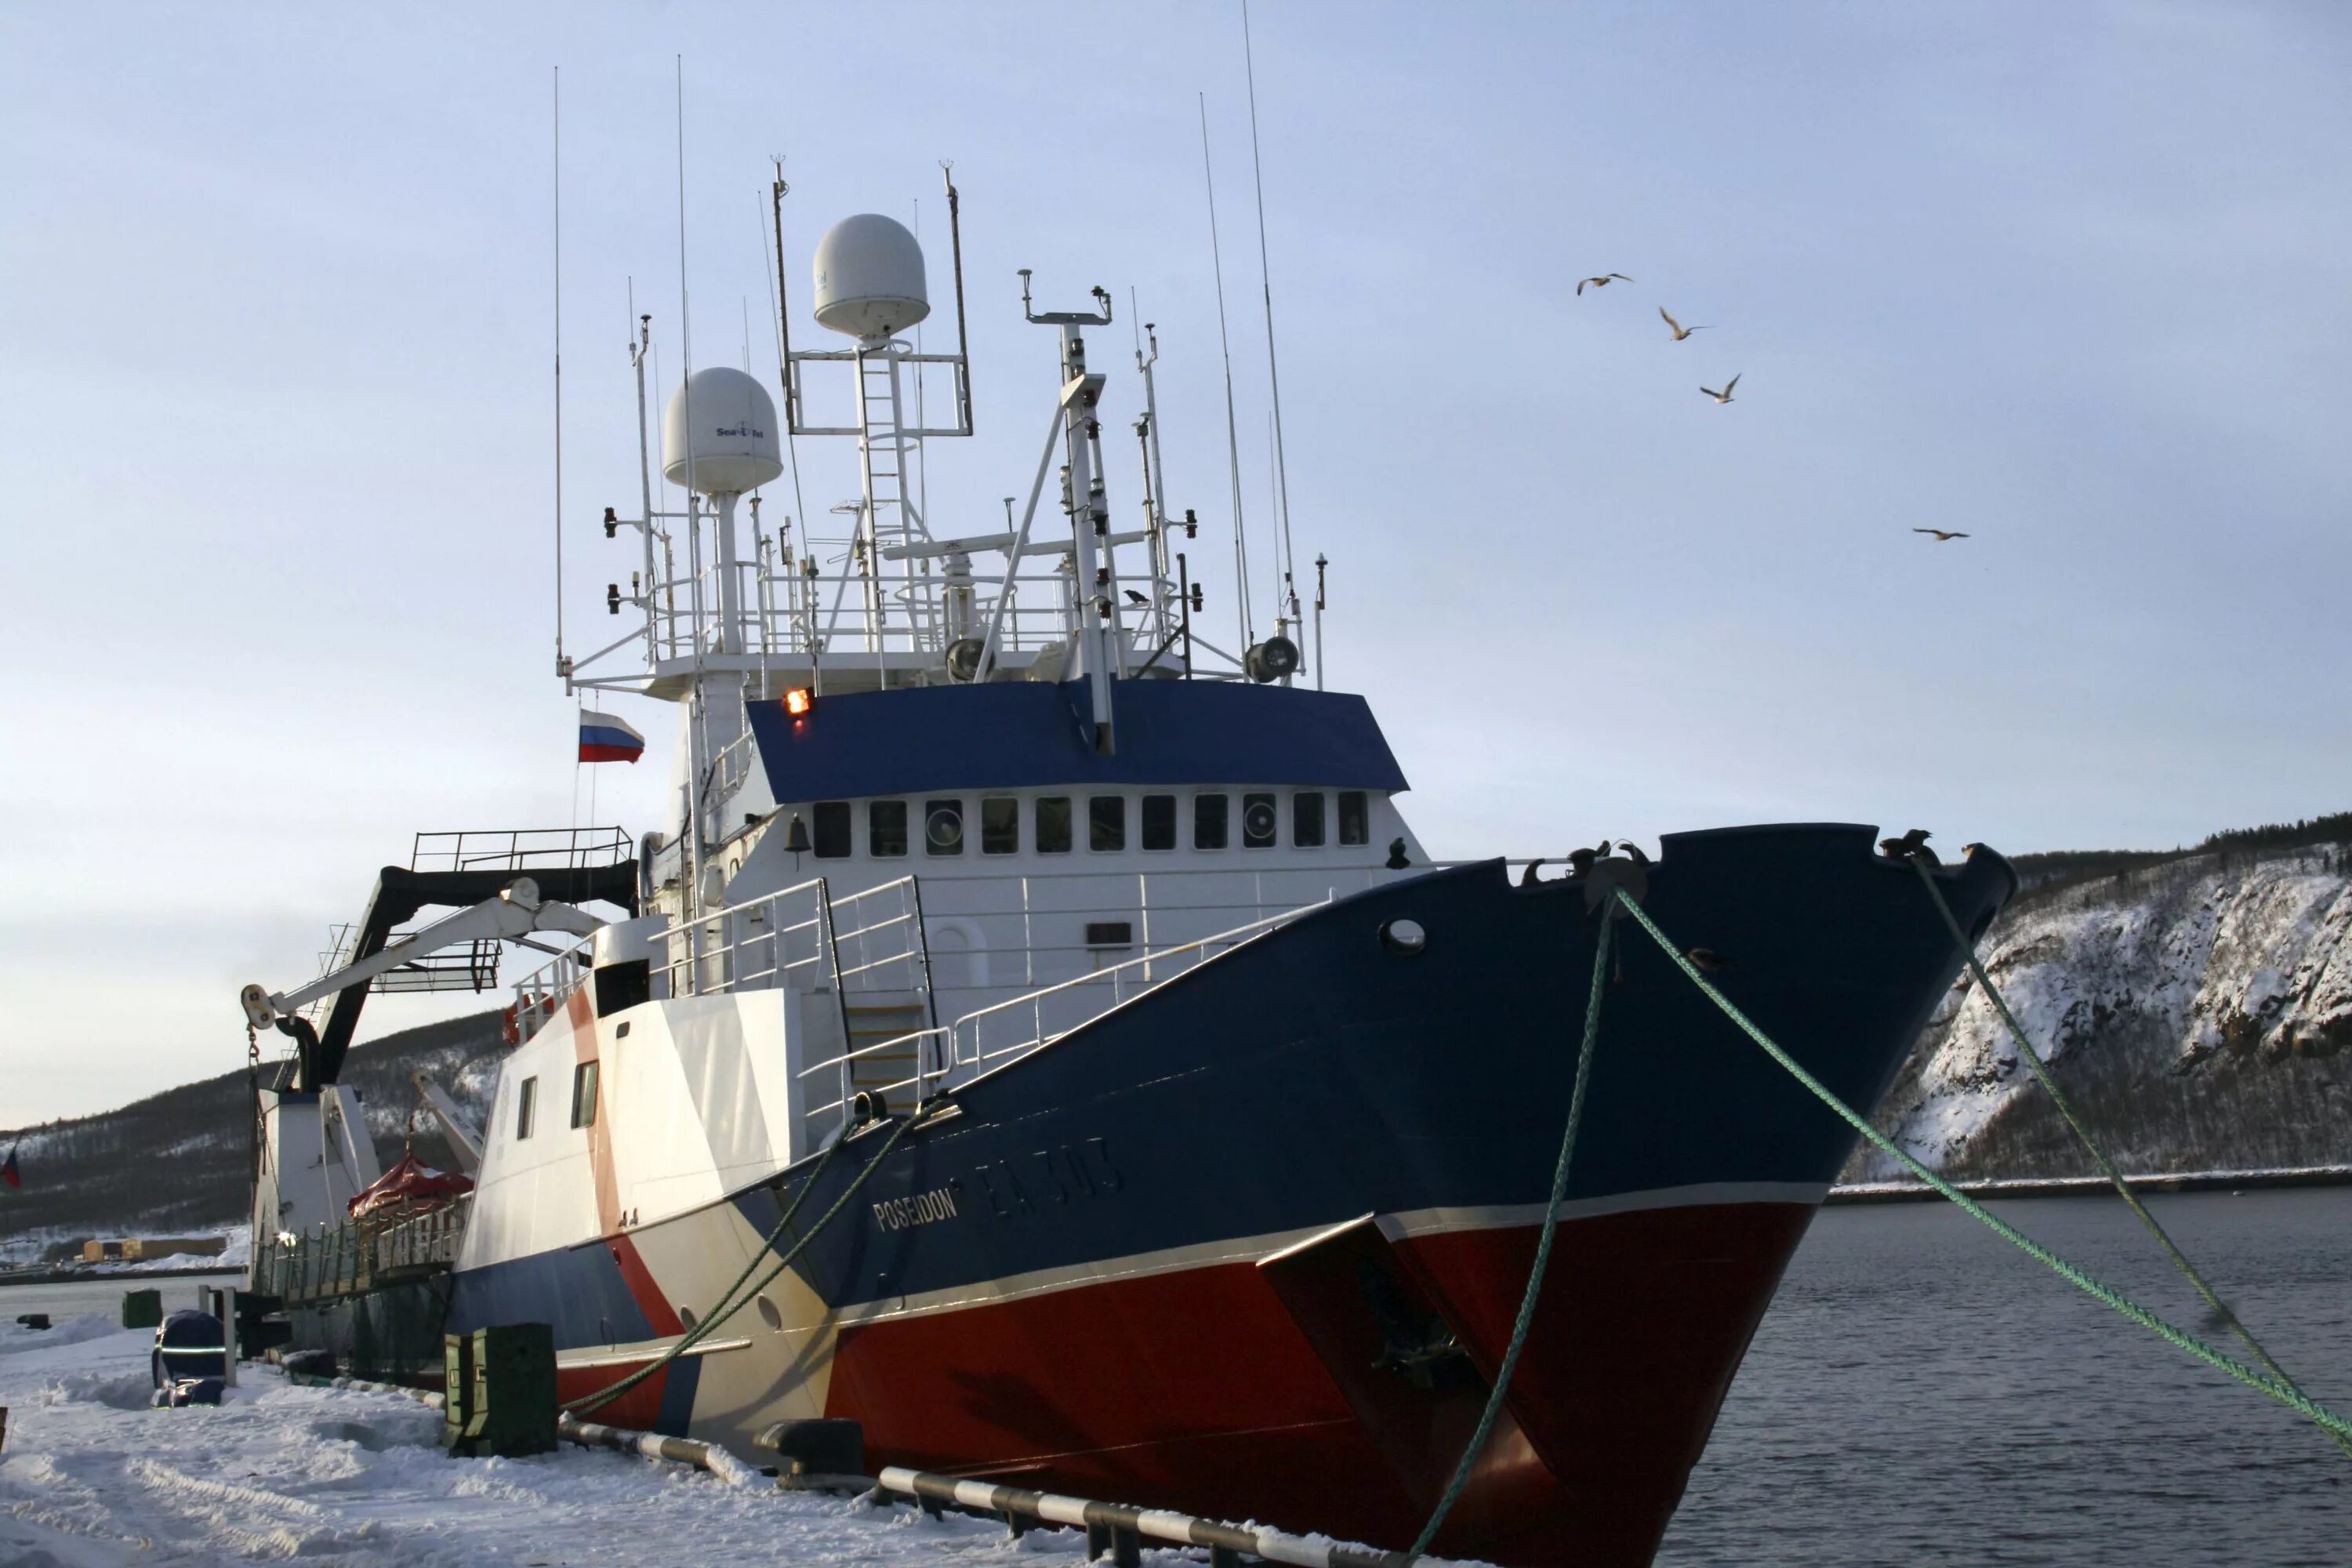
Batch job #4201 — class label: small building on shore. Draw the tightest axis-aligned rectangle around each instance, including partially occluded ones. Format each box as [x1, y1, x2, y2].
[79, 1236, 229, 1264]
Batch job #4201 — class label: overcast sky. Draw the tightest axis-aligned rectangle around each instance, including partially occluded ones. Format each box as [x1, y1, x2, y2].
[5, 2, 2348, 1128]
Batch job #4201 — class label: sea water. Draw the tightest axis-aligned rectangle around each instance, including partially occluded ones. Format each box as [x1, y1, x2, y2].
[1659, 1189, 2352, 1566]
[0, 1271, 244, 1327]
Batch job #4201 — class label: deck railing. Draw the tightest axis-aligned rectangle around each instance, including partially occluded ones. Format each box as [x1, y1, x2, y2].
[260, 1196, 471, 1305]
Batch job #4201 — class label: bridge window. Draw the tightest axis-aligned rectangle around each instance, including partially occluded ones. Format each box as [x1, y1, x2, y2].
[1242, 793, 1278, 849]
[1142, 794, 1177, 851]
[981, 797, 1019, 855]
[1090, 795, 1127, 851]
[1036, 796, 1073, 855]
[1338, 790, 1370, 846]
[1294, 791, 1326, 848]
[869, 800, 909, 858]
[1193, 793, 1229, 850]
[570, 1061, 599, 1130]
[925, 800, 964, 856]
[812, 801, 851, 858]
[516, 1076, 538, 1141]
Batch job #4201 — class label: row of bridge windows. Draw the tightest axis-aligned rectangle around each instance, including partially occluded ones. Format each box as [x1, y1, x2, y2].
[807, 789, 1370, 859]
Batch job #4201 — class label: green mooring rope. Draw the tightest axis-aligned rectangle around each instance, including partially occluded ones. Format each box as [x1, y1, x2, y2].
[1907, 857, 2352, 1461]
[1610, 886, 2352, 1447]
[565, 1113, 912, 1417]
[1410, 913, 1614, 1558]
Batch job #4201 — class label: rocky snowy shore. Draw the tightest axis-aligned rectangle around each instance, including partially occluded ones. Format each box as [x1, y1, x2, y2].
[0, 1315, 1220, 1568]
[1850, 844, 2352, 1181]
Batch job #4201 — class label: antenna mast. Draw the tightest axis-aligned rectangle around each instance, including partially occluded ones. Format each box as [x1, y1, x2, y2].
[552, 65, 567, 681]
[1241, 0, 1300, 647]
[1198, 93, 1255, 651]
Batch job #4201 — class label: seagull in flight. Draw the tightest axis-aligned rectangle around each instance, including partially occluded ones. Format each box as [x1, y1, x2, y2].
[1577, 273, 1632, 295]
[1659, 307, 1711, 341]
[1912, 528, 1971, 542]
[1700, 374, 1740, 405]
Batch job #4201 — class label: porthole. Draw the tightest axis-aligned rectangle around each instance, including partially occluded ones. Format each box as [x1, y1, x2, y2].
[677, 1306, 699, 1331]
[924, 800, 964, 855]
[756, 1294, 783, 1332]
[1379, 917, 1428, 956]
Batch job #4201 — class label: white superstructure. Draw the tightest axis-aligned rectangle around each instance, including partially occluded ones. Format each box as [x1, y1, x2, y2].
[453, 171, 1424, 1261]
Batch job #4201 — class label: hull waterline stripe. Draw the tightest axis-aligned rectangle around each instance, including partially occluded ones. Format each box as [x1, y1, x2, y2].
[820, 1179, 1823, 1328]
[1376, 1181, 1828, 1241]
[560, 1336, 752, 1370]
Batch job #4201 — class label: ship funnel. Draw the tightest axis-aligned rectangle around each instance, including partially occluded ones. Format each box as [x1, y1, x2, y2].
[812, 213, 930, 339]
[662, 367, 784, 495]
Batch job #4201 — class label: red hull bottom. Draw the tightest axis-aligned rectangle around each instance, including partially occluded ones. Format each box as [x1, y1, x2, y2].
[824, 1199, 1815, 1566]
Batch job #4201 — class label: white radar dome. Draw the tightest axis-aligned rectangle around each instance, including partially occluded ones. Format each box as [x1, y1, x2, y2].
[662, 366, 783, 495]
[812, 213, 930, 339]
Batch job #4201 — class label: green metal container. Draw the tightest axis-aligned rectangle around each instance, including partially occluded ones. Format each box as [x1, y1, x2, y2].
[120, 1288, 162, 1330]
[442, 1323, 556, 1457]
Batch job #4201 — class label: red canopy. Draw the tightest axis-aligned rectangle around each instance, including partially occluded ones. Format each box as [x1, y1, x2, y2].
[347, 1152, 474, 1218]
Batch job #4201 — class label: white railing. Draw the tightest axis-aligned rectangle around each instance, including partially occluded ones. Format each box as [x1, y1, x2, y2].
[500, 863, 1367, 1147]
[792, 898, 1326, 1139]
[510, 938, 593, 1042]
[826, 877, 933, 996]
[662, 877, 837, 1001]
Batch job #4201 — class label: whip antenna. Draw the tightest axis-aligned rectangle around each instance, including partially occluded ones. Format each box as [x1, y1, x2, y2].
[551, 65, 567, 680]
[1241, 0, 1299, 638]
[1198, 93, 1255, 650]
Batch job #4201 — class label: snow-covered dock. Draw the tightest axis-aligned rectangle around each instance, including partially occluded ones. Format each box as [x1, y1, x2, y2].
[0, 1315, 1334, 1568]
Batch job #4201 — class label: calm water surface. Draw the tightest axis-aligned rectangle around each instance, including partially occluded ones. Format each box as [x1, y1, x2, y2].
[0, 1271, 243, 1325]
[1657, 1189, 2352, 1566]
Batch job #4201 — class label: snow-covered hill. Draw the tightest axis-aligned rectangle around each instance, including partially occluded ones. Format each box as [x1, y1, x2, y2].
[0, 1012, 503, 1260]
[1850, 843, 2352, 1181]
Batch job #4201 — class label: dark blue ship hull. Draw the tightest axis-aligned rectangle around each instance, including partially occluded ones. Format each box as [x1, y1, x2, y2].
[448, 823, 2012, 1565]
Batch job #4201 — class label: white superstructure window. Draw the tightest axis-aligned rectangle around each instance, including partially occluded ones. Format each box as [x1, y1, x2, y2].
[812, 801, 852, 858]
[1294, 792, 1326, 848]
[1194, 793, 1229, 850]
[869, 800, 909, 858]
[516, 1076, 538, 1141]
[925, 799, 965, 856]
[1242, 793, 1278, 849]
[1141, 794, 1177, 851]
[981, 797, 1019, 855]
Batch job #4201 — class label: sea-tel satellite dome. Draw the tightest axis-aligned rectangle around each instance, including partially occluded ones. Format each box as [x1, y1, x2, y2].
[661, 366, 783, 495]
[812, 213, 930, 339]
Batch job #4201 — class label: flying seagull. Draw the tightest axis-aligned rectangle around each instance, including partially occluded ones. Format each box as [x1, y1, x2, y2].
[1700, 374, 1740, 405]
[1659, 307, 1711, 341]
[1913, 528, 1971, 542]
[1577, 273, 1632, 295]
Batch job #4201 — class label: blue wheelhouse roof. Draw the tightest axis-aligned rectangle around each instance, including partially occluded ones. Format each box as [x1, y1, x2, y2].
[746, 678, 1409, 802]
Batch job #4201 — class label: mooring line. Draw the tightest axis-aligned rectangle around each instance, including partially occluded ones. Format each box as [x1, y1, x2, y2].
[1610, 887, 2352, 1448]
[1904, 856, 2352, 1460]
[1410, 913, 1613, 1558]
[565, 1113, 910, 1417]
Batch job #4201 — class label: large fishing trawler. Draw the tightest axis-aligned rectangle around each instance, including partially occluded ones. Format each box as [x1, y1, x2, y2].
[240, 169, 2014, 1565]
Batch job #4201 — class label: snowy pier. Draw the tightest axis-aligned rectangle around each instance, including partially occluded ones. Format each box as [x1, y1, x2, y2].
[1, 1315, 1477, 1567]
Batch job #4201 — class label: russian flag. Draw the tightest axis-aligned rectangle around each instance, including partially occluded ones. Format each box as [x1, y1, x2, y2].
[579, 710, 646, 764]
[2, 1144, 20, 1191]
